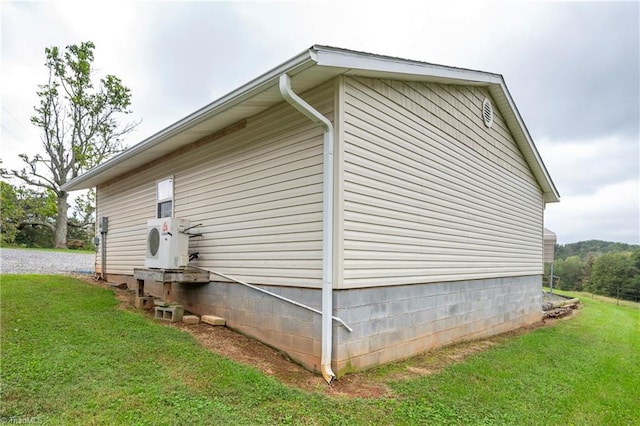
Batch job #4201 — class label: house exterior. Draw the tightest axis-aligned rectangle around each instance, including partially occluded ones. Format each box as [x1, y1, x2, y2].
[63, 45, 559, 381]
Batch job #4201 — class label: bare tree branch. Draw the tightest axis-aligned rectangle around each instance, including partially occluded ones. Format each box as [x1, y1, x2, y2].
[17, 221, 55, 233]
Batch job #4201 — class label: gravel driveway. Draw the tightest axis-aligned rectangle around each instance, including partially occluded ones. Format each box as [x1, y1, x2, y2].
[1, 248, 95, 275]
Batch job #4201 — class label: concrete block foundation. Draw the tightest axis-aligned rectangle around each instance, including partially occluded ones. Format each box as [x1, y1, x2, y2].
[109, 273, 542, 376]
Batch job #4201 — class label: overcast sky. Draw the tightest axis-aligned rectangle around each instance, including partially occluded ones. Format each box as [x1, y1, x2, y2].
[1, 1, 639, 245]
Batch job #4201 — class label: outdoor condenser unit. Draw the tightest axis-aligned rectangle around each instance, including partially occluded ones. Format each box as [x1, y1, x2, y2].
[145, 218, 190, 269]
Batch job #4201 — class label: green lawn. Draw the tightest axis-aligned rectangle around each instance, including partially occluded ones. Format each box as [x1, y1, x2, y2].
[1, 275, 638, 425]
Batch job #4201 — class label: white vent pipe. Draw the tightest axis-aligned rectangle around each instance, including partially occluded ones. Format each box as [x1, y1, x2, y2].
[279, 74, 336, 384]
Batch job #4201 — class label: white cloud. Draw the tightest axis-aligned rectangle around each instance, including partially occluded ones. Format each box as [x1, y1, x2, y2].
[537, 135, 639, 196]
[1, 1, 145, 171]
[538, 135, 639, 243]
[545, 179, 639, 244]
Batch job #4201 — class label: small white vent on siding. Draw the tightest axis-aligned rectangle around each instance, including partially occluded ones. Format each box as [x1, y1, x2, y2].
[482, 98, 494, 128]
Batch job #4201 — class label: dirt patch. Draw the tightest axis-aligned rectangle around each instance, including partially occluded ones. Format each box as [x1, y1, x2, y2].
[74, 275, 579, 398]
[173, 321, 330, 392]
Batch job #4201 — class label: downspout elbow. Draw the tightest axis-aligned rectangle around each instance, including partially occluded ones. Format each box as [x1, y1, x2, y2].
[279, 74, 333, 134]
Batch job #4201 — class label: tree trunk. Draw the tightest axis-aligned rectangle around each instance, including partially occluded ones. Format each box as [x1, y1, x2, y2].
[54, 191, 68, 248]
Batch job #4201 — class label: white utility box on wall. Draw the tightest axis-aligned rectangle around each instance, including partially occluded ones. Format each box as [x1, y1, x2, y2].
[145, 218, 190, 269]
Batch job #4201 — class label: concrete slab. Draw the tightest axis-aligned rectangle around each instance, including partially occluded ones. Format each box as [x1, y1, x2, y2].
[201, 315, 226, 326]
[182, 315, 200, 325]
[133, 267, 210, 284]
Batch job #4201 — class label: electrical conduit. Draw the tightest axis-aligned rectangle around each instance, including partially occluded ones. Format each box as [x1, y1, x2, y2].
[279, 73, 336, 384]
[203, 268, 352, 332]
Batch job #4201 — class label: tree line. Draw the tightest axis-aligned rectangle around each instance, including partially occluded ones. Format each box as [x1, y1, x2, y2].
[549, 240, 640, 302]
[0, 180, 95, 249]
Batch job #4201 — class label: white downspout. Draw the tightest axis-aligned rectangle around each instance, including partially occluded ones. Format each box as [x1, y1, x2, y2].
[279, 73, 335, 384]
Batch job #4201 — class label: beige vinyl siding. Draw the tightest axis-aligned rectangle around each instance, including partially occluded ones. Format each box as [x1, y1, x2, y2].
[96, 182, 155, 274]
[342, 76, 543, 288]
[96, 81, 334, 287]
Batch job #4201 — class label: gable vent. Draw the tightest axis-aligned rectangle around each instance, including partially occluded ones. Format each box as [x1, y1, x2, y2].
[482, 98, 494, 128]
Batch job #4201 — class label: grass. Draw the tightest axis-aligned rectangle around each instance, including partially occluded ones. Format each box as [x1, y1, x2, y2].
[1, 275, 639, 425]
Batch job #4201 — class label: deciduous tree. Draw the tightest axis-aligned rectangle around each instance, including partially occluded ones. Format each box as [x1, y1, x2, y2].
[4, 41, 137, 248]
[0, 181, 56, 246]
[588, 252, 636, 300]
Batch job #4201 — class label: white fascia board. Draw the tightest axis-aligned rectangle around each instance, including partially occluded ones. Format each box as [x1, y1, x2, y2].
[312, 45, 503, 85]
[490, 84, 560, 203]
[62, 49, 317, 191]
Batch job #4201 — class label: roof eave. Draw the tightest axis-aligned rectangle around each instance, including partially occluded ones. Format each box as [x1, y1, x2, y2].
[487, 83, 560, 203]
[63, 45, 560, 203]
[62, 48, 318, 191]
[313, 44, 503, 85]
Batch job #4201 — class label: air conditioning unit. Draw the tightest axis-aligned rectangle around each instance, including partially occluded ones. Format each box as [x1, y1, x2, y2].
[145, 218, 190, 269]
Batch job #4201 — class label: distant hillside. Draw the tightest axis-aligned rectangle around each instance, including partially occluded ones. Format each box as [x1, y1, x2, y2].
[555, 240, 640, 260]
